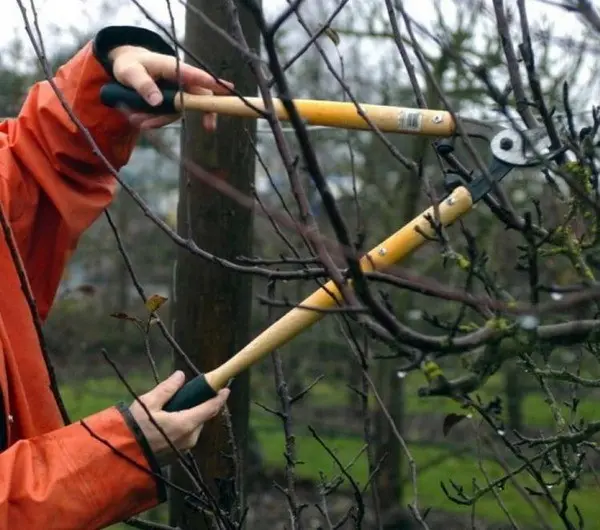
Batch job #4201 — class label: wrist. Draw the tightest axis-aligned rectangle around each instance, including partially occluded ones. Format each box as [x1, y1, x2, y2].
[93, 26, 177, 79]
[116, 402, 167, 501]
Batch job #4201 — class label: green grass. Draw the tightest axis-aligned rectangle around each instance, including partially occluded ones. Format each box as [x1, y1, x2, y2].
[59, 373, 151, 420]
[296, 371, 600, 431]
[57, 372, 600, 529]
[74, 365, 597, 432]
[256, 426, 600, 528]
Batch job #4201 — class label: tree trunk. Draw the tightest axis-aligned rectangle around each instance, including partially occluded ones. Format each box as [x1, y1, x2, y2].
[505, 362, 524, 432]
[116, 192, 129, 334]
[169, 2, 259, 527]
[370, 133, 424, 519]
[374, 365, 405, 511]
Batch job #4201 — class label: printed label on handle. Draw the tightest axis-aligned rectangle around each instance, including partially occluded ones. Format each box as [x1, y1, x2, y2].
[398, 111, 422, 132]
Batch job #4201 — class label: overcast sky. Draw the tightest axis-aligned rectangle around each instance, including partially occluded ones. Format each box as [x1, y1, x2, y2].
[3, 0, 596, 116]
[3, 0, 578, 48]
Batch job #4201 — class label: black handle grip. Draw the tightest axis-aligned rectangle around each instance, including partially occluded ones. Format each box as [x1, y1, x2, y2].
[100, 82, 178, 114]
[163, 373, 218, 412]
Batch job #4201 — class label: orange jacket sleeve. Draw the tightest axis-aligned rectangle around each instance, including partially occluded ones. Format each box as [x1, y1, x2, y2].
[0, 26, 178, 528]
[0, 25, 174, 320]
[0, 405, 165, 529]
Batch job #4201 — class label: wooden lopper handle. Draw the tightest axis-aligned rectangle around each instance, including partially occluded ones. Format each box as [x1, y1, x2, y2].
[100, 82, 455, 136]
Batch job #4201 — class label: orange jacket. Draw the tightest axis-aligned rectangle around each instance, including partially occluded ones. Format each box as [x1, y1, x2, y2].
[0, 27, 173, 529]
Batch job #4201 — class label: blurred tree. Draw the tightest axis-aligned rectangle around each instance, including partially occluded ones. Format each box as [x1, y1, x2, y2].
[168, 1, 259, 528]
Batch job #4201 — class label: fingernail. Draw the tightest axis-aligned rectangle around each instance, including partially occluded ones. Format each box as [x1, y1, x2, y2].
[148, 92, 162, 106]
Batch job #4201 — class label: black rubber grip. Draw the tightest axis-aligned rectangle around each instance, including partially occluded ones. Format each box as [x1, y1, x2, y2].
[100, 82, 178, 114]
[163, 373, 217, 412]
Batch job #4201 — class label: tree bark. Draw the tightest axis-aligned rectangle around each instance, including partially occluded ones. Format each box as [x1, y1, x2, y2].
[505, 362, 524, 432]
[169, 2, 259, 527]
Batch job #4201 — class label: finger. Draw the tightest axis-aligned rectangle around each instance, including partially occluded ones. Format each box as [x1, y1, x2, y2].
[138, 114, 179, 130]
[126, 112, 178, 130]
[127, 112, 156, 127]
[185, 86, 218, 131]
[187, 86, 214, 96]
[115, 61, 164, 107]
[142, 370, 186, 409]
[145, 55, 234, 94]
[129, 108, 214, 132]
[203, 113, 217, 132]
[178, 388, 230, 425]
[185, 424, 205, 450]
[176, 63, 234, 95]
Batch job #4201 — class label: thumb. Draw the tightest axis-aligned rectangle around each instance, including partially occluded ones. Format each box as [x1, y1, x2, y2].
[180, 388, 231, 425]
[143, 370, 186, 409]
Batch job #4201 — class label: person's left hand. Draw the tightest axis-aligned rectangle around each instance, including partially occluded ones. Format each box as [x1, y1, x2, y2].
[108, 45, 234, 131]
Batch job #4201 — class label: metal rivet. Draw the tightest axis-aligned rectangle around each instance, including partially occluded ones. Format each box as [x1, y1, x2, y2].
[378, 248, 387, 256]
[8, 415, 13, 423]
[500, 137, 513, 150]
[446, 197, 455, 205]
[432, 114, 443, 124]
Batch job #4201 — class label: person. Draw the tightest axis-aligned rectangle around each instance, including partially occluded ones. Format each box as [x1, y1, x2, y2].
[0, 25, 231, 529]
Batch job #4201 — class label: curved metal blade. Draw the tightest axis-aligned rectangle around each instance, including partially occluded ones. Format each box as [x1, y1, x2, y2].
[490, 126, 557, 167]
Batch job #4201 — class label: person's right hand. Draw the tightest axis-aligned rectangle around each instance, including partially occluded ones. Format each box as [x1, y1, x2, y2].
[128, 371, 230, 465]
[108, 44, 234, 131]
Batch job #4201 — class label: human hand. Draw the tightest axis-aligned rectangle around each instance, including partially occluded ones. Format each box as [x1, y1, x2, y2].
[129, 371, 230, 466]
[108, 45, 234, 131]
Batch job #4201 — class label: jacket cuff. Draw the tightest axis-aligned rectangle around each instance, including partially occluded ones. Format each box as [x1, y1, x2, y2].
[92, 26, 177, 79]
[116, 402, 167, 503]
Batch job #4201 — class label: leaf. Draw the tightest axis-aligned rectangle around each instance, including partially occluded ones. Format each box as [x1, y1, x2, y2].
[323, 26, 340, 46]
[442, 413, 467, 436]
[109, 312, 142, 325]
[110, 312, 133, 320]
[145, 294, 168, 313]
[75, 284, 97, 296]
